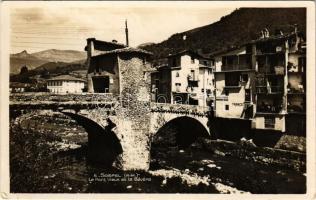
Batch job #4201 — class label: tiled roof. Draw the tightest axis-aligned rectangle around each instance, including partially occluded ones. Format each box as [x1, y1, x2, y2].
[210, 32, 301, 57]
[92, 47, 153, 57]
[84, 38, 126, 51]
[47, 75, 86, 82]
[10, 82, 31, 88]
[167, 49, 209, 59]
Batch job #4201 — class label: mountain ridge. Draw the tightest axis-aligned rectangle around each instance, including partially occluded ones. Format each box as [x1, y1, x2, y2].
[10, 49, 87, 74]
[141, 8, 306, 58]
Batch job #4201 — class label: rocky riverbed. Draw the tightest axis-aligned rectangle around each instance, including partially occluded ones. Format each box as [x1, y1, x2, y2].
[9, 111, 306, 193]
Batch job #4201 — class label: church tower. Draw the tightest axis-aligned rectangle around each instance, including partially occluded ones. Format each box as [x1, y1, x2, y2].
[125, 19, 129, 47]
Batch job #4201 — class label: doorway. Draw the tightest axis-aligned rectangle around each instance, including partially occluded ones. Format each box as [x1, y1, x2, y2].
[92, 76, 110, 93]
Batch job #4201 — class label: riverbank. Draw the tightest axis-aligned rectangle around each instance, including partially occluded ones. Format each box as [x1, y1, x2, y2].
[9, 111, 306, 193]
[198, 139, 306, 172]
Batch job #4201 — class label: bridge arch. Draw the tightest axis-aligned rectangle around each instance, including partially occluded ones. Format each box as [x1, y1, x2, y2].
[150, 115, 211, 169]
[61, 111, 123, 167]
[12, 109, 123, 168]
[151, 115, 210, 149]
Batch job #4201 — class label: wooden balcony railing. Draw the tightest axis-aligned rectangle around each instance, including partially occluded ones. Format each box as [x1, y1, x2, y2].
[256, 86, 284, 94]
[221, 64, 252, 71]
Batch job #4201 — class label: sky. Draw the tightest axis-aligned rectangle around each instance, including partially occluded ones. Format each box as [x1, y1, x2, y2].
[10, 2, 236, 53]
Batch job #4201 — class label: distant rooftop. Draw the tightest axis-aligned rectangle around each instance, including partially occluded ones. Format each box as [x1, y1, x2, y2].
[85, 38, 126, 52]
[167, 49, 209, 59]
[92, 47, 153, 57]
[47, 75, 86, 82]
[10, 82, 31, 88]
[250, 31, 302, 44]
[210, 31, 304, 57]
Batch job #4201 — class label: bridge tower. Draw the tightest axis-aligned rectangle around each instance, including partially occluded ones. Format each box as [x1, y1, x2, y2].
[86, 37, 154, 170]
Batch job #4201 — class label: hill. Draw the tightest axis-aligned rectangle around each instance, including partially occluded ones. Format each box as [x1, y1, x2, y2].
[10, 60, 87, 84]
[33, 61, 86, 74]
[31, 49, 86, 63]
[10, 49, 87, 74]
[141, 8, 306, 58]
[10, 50, 49, 74]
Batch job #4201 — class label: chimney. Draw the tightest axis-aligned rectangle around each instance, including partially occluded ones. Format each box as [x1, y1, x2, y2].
[86, 38, 95, 57]
[260, 30, 264, 39]
[125, 19, 129, 47]
[264, 28, 269, 38]
[294, 24, 298, 34]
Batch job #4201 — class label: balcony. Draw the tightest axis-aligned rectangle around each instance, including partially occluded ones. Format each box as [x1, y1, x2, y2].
[198, 63, 213, 69]
[186, 86, 199, 94]
[258, 65, 285, 76]
[287, 87, 305, 95]
[256, 86, 283, 94]
[257, 104, 283, 113]
[187, 74, 199, 88]
[287, 104, 305, 113]
[221, 64, 252, 72]
[256, 43, 286, 55]
[256, 50, 285, 55]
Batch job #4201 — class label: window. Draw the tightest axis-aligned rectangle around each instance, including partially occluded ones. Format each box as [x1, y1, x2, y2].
[176, 72, 180, 77]
[241, 74, 248, 82]
[175, 83, 181, 92]
[225, 89, 229, 96]
[245, 89, 251, 102]
[225, 72, 240, 86]
[190, 70, 195, 80]
[225, 105, 229, 110]
[191, 56, 195, 64]
[155, 80, 160, 92]
[222, 55, 237, 66]
[298, 57, 306, 72]
[210, 60, 215, 67]
[171, 58, 179, 67]
[264, 117, 275, 129]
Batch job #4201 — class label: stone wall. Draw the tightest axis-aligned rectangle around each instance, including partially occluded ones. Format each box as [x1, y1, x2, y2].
[10, 93, 114, 103]
[114, 53, 152, 170]
[150, 111, 210, 137]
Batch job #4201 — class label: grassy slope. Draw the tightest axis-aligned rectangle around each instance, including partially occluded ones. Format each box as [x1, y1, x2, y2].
[142, 8, 306, 58]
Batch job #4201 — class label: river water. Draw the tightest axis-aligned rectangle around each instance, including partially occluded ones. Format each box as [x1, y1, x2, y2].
[9, 111, 306, 193]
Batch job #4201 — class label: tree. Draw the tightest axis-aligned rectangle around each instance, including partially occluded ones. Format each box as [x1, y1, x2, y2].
[20, 65, 28, 75]
[41, 68, 50, 78]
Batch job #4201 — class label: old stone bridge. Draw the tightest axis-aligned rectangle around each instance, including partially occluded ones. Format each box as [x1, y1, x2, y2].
[10, 93, 212, 171]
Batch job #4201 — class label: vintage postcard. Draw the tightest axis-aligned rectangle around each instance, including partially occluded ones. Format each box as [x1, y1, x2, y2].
[0, 1, 315, 199]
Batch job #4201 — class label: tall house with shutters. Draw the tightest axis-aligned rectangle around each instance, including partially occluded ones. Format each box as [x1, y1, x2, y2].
[151, 50, 215, 107]
[212, 30, 306, 134]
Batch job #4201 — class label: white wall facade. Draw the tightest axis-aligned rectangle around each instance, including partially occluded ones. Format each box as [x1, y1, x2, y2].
[170, 54, 214, 106]
[47, 80, 85, 94]
[214, 46, 255, 119]
[252, 115, 286, 132]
